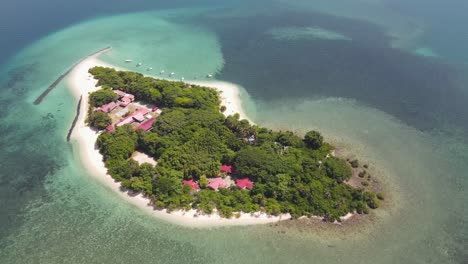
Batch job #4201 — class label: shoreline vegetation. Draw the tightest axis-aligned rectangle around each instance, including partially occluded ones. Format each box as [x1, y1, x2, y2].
[68, 51, 381, 227]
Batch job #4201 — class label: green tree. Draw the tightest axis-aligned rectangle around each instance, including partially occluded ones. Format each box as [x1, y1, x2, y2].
[304, 130, 323, 149]
[199, 175, 208, 189]
[89, 88, 118, 107]
[277, 131, 303, 147]
[88, 111, 112, 130]
[265, 198, 282, 215]
[106, 159, 133, 180]
[324, 158, 352, 183]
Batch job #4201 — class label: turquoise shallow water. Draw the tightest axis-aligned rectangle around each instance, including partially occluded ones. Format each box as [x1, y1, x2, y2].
[0, 5, 466, 264]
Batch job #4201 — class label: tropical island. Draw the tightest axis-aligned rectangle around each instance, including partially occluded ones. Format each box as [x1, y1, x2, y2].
[80, 65, 382, 222]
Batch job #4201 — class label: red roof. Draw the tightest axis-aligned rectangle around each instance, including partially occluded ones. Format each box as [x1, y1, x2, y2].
[116, 116, 134, 126]
[134, 108, 150, 116]
[152, 106, 159, 112]
[106, 125, 115, 133]
[182, 179, 199, 191]
[115, 90, 135, 100]
[220, 165, 233, 174]
[236, 178, 253, 190]
[97, 101, 117, 113]
[119, 97, 132, 107]
[208, 177, 226, 191]
[135, 118, 156, 131]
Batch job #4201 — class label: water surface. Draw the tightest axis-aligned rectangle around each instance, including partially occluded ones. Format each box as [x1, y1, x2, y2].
[0, 2, 466, 263]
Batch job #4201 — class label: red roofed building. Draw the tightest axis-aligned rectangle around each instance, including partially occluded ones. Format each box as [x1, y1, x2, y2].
[152, 106, 159, 112]
[236, 178, 253, 190]
[182, 179, 199, 191]
[208, 177, 226, 191]
[116, 108, 151, 127]
[220, 165, 233, 174]
[114, 90, 135, 100]
[115, 116, 135, 127]
[113, 90, 127, 97]
[132, 113, 145, 123]
[134, 108, 150, 116]
[135, 118, 156, 132]
[106, 125, 115, 133]
[119, 97, 133, 107]
[114, 89, 135, 107]
[97, 101, 117, 113]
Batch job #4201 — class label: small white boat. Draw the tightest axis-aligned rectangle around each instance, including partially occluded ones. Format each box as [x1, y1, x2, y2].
[170, 72, 175, 76]
[207, 74, 213, 78]
[147, 67, 153, 71]
[160, 70, 165, 74]
[125, 59, 133, 63]
[136, 62, 142, 67]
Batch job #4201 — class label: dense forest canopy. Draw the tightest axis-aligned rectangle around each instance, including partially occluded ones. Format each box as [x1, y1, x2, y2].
[88, 67, 380, 221]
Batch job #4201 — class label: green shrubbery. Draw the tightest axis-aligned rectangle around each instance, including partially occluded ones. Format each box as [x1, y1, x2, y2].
[377, 192, 385, 200]
[88, 110, 112, 130]
[349, 159, 359, 168]
[89, 88, 118, 107]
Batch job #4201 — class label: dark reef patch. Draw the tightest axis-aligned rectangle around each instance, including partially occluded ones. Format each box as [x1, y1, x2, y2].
[192, 9, 468, 132]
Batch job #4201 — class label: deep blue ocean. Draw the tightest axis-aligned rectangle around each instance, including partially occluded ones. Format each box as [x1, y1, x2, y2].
[0, 0, 466, 263]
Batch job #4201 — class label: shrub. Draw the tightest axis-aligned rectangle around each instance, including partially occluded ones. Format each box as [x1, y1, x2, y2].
[364, 192, 379, 209]
[377, 192, 384, 200]
[361, 180, 369, 186]
[358, 171, 366, 178]
[324, 158, 353, 183]
[350, 159, 359, 168]
[199, 175, 208, 189]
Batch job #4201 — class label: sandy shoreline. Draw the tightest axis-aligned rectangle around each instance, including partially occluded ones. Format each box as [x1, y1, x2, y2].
[67, 51, 290, 227]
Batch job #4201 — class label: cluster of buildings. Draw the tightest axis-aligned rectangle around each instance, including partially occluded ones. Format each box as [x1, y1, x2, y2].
[113, 90, 135, 107]
[94, 90, 160, 133]
[182, 165, 254, 192]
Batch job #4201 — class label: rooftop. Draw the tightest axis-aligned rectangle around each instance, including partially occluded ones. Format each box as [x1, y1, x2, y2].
[133, 113, 145, 123]
[220, 165, 233, 174]
[182, 179, 200, 191]
[106, 125, 115, 133]
[236, 178, 253, 190]
[97, 101, 117, 113]
[135, 118, 156, 132]
[208, 177, 226, 191]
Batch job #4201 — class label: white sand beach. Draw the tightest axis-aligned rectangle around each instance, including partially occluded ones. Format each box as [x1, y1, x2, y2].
[67, 50, 291, 227]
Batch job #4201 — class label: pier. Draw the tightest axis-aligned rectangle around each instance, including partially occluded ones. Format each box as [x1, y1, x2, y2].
[33, 46, 112, 105]
[66, 95, 82, 142]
